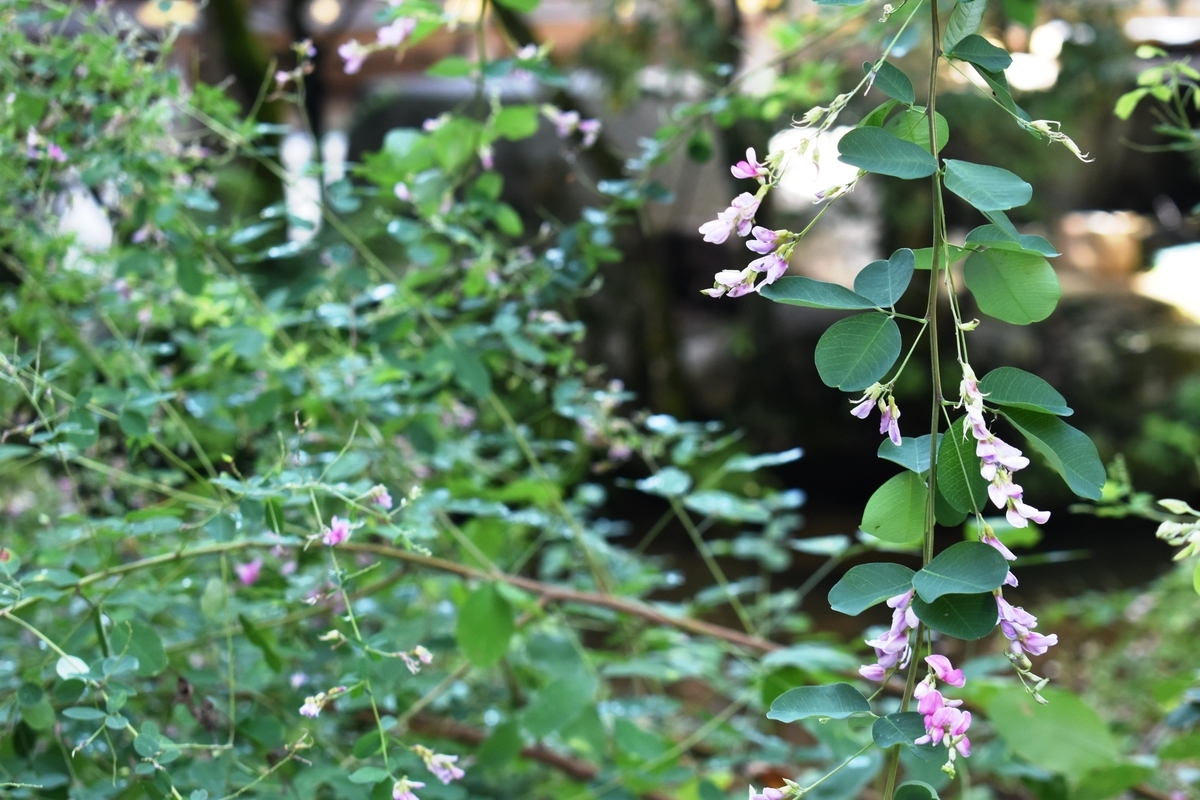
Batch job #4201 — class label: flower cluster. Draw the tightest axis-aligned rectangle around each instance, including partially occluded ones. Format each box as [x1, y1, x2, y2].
[959, 364, 1049, 528]
[412, 744, 466, 783]
[542, 106, 601, 148]
[338, 16, 417, 74]
[858, 589, 918, 681]
[273, 39, 317, 92]
[392, 778, 426, 800]
[298, 685, 348, 718]
[848, 382, 902, 445]
[914, 656, 972, 777]
[322, 515, 351, 546]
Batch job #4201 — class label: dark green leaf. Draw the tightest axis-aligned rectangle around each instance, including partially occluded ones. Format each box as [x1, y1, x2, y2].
[760, 277, 877, 310]
[943, 160, 1032, 211]
[766, 683, 872, 722]
[911, 592, 997, 639]
[965, 223, 1059, 258]
[854, 248, 915, 307]
[973, 66, 1032, 121]
[1001, 409, 1106, 500]
[964, 249, 1060, 325]
[913, 541, 1009, 601]
[948, 34, 1013, 72]
[937, 417, 990, 515]
[895, 781, 941, 800]
[943, 0, 986, 52]
[878, 434, 939, 475]
[238, 614, 283, 673]
[872, 712, 926, 748]
[983, 687, 1117, 781]
[456, 584, 514, 667]
[814, 313, 902, 392]
[450, 347, 491, 399]
[348, 766, 391, 784]
[827, 563, 915, 615]
[1074, 765, 1154, 800]
[979, 367, 1072, 416]
[861, 472, 927, 545]
[837, 127, 938, 179]
[63, 706, 107, 720]
[884, 108, 950, 154]
[866, 60, 915, 105]
[109, 620, 166, 677]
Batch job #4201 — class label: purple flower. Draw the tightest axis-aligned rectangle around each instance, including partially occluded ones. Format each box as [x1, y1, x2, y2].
[981, 529, 1017, 561]
[997, 596, 1059, 658]
[374, 486, 394, 510]
[299, 695, 323, 717]
[925, 655, 965, 687]
[323, 515, 351, 546]
[1007, 498, 1050, 527]
[746, 226, 778, 254]
[393, 779, 426, 800]
[858, 663, 887, 681]
[544, 107, 581, 138]
[748, 252, 788, 285]
[731, 147, 769, 180]
[394, 182, 411, 201]
[860, 590, 918, 680]
[338, 40, 367, 74]
[234, 558, 263, 586]
[377, 17, 417, 46]
[578, 118, 601, 148]
[46, 143, 67, 163]
[479, 143, 494, 170]
[850, 398, 874, 418]
[702, 268, 755, 298]
[749, 787, 786, 800]
[879, 398, 901, 446]
[413, 746, 465, 784]
[699, 192, 761, 244]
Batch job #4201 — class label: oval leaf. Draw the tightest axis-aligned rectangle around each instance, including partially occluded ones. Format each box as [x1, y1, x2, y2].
[911, 592, 998, 639]
[861, 472, 927, 545]
[949, 34, 1014, 72]
[456, 584, 514, 667]
[943, 160, 1032, 211]
[766, 683, 872, 722]
[878, 434, 939, 475]
[912, 541, 1009, 602]
[936, 417, 990, 515]
[872, 712, 926, 748]
[760, 276, 877, 310]
[983, 687, 1118, 781]
[964, 249, 1061, 325]
[814, 313, 902, 392]
[895, 781, 941, 800]
[865, 60, 915, 104]
[978, 367, 1072, 416]
[828, 562, 915, 616]
[885, 108, 950, 154]
[1000, 409, 1106, 500]
[943, 0, 986, 52]
[854, 249, 915, 307]
[110, 620, 167, 677]
[837, 127, 938, 179]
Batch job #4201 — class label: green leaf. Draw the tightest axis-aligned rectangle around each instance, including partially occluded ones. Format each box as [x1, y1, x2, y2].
[943, 0, 986, 52]
[1003, 0, 1037, 26]
[766, 683, 872, 722]
[456, 584, 514, 667]
[134, 722, 162, 757]
[861, 472, 927, 545]
[837, 127, 938, 179]
[937, 417, 990, 515]
[200, 576, 226, 619]
[854, 248, 915, 307]
[827, 562, 916, 615]
[428, 55, 473, 78]
[1194, 560, 1200, 596]
[884, 108, 950, 154]
[494, 0, 539, 9]
[1001, 409, 1106, 500]
[760, 277, 877, 310]
[56, 655, 89, 681]
[635, 467, 692, 497]
[1073, 764, 1154, 800]
[1114, 88, 1150, 120]
[477, 720, 524, 770]
[860, 100, 899, 128]
[522, 673, 596, 737]
[814, 313, 902, 392]
[348, 766, 391, 784]
[106, 713, 128, 730]
[17, 683, 43, 707]
[911, 592, 997, 639]
[895, 781, 941, 800]
[978, 367, 1072, 416]
[878, 434, 939, 475]
[110, 620, 166, 677]
[973, 65, 1031, 121]
[872, 712, 925, 748]
[723, 448, 804, 473]
[63, 706, 107, 720]
[450, 347, 492, 399]
[913, 244, 967, 271]
[964, 249, 1061, 325]
[913, 542, 1009, 601]
[116, 408, 148, 437]
[684, 490, 770, 523]
[943, 159, 1032, 211]
[0, 443, 34, 462]
[949, 34, 1013, 72]
[493, 104, 540, 140]
[866, 60, 915, 104]
[238, 614, 283, 673]
[983, 687, 1118, 781]
[965, 223, 1059, 258]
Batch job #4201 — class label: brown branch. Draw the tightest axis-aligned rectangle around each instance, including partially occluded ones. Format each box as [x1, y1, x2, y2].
[340, 541, 782, 653]
[409, 714, 676, 800]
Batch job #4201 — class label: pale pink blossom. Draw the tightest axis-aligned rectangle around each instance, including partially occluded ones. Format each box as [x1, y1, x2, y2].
[699, 192, 760, 244]
[394, 182, 411, 201]
[578, 118, 601, 148]
[746, 226, 778, 254]
[731, 147, 769, 180]
[323, 515, 351, 546]
[235, 558, 263, 586]
[338, 40, 368, 74]
[377, 17, 417, 46]
[879, 397, 901, 446]
[859, 590, 918, 680]
[925, 655, 965, 687]
[393, 779, 426, 800]
[749, 788, 786, 800]
[748, 252, 788, 285]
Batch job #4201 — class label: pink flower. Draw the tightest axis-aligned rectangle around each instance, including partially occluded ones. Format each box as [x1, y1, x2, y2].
[275, 70, 291, 87]
[749, 788, 786, 800]
[300, 696, 322, 717]
[850, 398, 874, 418]
[731, 147, 769, 180]
[879, 398, 901, 446]
[858, 664, 886, 681]
[860, 590, 918, 680]
[393, 779, 426, 800]
[479, 143, 494, 170]
[394, 182, 411, 201]
[1007, 498, 1050, 528]
[338, 40, 367, 74]
[235, 558, 263, 586]
[699, 192, 760, 244]
[46, 143, 66, 163]
[746, 226, 778, 254]
[323, 516, 351, 546]
[702, 268, 755, 298]
[748, 252, 788, 285]
[377, 17, 417, 46]
[545, 107, 580, 138]
[981, 529, 1017, 561]
[925, 655, 965, 687]
[374, 486, 394, 510]
[578, 118, 601, 148]
[414, 746, 465, 784]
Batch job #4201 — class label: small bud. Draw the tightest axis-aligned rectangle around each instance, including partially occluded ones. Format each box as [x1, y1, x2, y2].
[958, 318, 981, 331]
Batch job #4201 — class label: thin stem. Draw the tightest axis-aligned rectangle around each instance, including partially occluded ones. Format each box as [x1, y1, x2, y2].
[806, 741, 875, 794]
